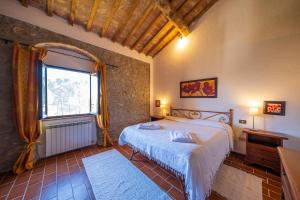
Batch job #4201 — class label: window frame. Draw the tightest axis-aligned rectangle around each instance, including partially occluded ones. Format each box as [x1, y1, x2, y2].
[38, 61, 99, 119]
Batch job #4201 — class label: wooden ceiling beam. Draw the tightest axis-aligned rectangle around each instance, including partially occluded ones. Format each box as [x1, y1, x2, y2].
[146, 25, 176, 55]
[174, 0, 188, 13]
[131, 14, 164, 50]
[138, 0, 187, 54]
[111, 0, 139, 42]
[101, 0, 121, 37]
[150, 28, 179, 57]
[122, 3, 155, 47]
[86, 0, 101, 31]
[141, 21, 173, 54]
[183, 0, 203, 19]
[154, 0, 189, 36]
[47, 0, 54, 17]
[69, 0, 79, 26]
[188, 0, 218, 25]
[147, 27, 176, 56]
[141, 1, 188, 54]
[148, 0, 218, 57]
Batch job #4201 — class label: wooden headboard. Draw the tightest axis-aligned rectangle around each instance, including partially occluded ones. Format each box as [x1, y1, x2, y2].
[170, 107, 234, 127]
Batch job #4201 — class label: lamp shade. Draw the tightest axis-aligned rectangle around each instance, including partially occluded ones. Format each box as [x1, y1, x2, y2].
[249, 107, 259, 115]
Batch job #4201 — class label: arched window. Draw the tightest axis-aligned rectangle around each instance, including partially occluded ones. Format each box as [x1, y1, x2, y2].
[35, 43, 101, 118]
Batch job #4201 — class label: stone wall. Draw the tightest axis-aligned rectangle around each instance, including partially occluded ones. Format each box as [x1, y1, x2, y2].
[0, 15, 150, 173]
[0, 40, 25, 173]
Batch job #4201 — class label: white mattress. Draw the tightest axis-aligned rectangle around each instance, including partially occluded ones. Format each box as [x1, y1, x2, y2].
[119, 118, 233, 200]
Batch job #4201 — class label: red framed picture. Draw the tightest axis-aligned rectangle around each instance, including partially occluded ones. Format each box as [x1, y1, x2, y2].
[263, 101, 286, 116]
[180, 78, 217, 98]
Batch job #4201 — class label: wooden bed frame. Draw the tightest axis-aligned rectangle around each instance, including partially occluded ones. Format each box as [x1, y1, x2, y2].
[129, 107, 234, 199]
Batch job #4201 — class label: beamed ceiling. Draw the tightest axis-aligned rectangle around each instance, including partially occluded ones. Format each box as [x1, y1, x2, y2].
[19, 0, 218, 57]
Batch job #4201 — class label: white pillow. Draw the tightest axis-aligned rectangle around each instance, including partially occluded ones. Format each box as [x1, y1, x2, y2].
[169, 130, 196, 143]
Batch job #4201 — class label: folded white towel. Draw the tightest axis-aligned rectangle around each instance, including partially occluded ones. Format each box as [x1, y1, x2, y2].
[169, 130, 196, 143]
[137, 123, 161, 130]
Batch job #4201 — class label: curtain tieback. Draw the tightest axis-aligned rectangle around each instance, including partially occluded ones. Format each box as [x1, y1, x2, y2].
[102, 128, 109, 133]
[24, 141, 40, 150]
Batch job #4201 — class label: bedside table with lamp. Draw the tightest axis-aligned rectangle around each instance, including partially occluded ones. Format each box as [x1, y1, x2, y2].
[244, 106, 288, 173]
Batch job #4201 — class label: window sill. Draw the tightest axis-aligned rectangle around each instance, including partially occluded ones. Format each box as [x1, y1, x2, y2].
[41, 113, 97, 121]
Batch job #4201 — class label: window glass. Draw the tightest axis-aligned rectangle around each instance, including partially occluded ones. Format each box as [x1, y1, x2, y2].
[41, 65, 98, 117]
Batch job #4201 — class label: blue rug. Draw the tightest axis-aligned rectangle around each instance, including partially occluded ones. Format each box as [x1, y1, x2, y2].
[83, 149, 171, 200]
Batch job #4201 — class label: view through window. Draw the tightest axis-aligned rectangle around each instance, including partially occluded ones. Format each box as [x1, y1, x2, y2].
[41, 64, 98, 118]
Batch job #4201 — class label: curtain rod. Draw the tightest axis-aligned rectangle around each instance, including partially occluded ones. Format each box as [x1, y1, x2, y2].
[0, 38, 119, 68]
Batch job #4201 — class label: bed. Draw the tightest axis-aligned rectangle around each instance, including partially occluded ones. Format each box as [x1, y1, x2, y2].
[119, 107, 234, 200]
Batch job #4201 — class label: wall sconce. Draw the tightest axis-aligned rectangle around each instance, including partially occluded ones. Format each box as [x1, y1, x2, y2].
[177, 35, 187, 49]
[249, 107, 259, 131]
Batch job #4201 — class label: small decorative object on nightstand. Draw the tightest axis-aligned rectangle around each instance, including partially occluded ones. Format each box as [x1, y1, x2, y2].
[150, 115, 165, 122]
[243, 128, 288, 173]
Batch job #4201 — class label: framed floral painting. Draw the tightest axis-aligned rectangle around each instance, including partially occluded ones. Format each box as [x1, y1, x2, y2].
[180, 78, 218, 98]
[263, 101, 286, 116]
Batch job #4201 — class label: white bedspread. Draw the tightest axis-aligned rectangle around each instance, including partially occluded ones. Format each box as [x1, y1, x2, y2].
[119, 118, 233, 200]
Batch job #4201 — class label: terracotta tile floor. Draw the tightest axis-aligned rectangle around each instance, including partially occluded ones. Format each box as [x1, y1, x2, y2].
[0, 145, 282, 200]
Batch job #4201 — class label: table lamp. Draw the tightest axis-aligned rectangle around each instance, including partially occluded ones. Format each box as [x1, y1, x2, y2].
[249, 107, 259, 131]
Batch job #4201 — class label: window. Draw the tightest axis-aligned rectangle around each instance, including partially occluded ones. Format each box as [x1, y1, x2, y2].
[40, 63, 99, 118]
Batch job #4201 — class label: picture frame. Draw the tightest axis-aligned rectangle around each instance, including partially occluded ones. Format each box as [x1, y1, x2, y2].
[180, 77, 218, 98]
[155, 100, 161, 107]
[263, 101, 286, 116]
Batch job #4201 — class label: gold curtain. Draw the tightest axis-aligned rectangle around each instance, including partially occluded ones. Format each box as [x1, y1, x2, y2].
[94, 62, 113, 147]
[12, 43, 47, 174]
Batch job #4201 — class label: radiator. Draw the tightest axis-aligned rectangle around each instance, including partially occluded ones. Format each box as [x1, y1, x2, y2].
[45, 120, 94, 157]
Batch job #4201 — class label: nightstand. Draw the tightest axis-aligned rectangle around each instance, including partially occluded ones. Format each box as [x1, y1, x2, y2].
[243, 128, 288, 173]
[150, 115, 164, 121]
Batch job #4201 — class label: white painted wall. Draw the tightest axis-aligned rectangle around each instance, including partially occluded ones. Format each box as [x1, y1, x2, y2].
[0, 0, 154, 114]
[153, 0, 300, 153]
